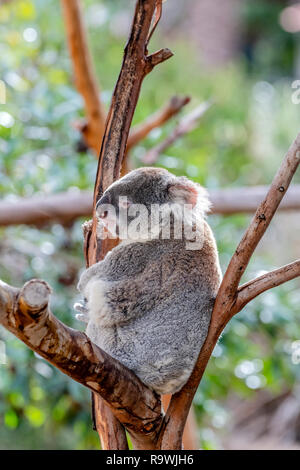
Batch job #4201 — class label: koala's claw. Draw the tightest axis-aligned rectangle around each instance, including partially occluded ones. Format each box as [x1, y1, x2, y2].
[74, 301, 88, 313]
[74, 302, 89, 323]
[75, 313, 89, 323]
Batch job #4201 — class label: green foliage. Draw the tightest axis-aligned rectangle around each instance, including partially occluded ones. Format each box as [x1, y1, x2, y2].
[0, 0, 299, 449]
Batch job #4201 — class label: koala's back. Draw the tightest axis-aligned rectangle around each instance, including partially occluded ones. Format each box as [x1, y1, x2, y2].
[85, 221, 221, 395]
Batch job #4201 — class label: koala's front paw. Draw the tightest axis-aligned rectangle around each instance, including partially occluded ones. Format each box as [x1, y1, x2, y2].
[74, 301, 89, 323]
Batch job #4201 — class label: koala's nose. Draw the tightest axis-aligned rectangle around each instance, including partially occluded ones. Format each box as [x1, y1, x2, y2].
[98, 209, 108, 219]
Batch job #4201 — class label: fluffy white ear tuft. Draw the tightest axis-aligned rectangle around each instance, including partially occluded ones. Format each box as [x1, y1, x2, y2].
[168, 176, 211, 214]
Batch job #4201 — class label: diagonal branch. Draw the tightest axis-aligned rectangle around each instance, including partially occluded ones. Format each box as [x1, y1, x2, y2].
[87, 0, 173, 265]
[127, 95, 190, 151]
[61, 0, 106, 154]
[219, 135, 300, 306]
[0, 279, 163, 444]
[161, 131, 300, 450]
[142, 101, 212, 165]
[235, 260, 300, 313]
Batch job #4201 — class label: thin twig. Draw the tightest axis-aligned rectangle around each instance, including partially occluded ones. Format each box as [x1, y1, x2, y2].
[127, 95, 190, 151]
[235, 260, 300, 313]
[142, 101, 212, 165]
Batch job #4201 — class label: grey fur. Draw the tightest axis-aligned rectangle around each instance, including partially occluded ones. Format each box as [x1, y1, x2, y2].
[77, 167, 222, 395]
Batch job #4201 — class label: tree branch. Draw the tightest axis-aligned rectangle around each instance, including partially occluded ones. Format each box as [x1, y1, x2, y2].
[127, 95, 190, 151]
[61, 0, 106, 154]
[1, 185, 299, 227]
[0, 278, 163, 445]
[61, 0, 181, 156]
[87, 0, 173, 266]
[220, 136, 300, 303]
[235, 260, 300, 313]
[92, 0, 173, 203]
[142, 101, 212, 164]
[161, 131, 300, 450]
[2, 0, 299, 451]
[84, 0, 171, 449]
[145, 47, 173, 71]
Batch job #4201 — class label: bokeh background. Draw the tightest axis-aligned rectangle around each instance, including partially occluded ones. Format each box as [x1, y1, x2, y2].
[0, 0, 300, 450]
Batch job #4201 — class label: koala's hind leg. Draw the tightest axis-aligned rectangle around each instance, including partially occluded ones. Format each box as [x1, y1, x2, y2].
[74, 300, 89, 323]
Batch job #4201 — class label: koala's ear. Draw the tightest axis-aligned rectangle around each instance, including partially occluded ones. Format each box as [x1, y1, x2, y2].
[167, 177, 199, 207]
[167, 177, 211, 213]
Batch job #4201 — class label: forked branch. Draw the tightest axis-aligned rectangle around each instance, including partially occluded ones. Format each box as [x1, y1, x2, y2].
[1, 0, 299, 452]
[142, 101, 212, 164]
[162, 132, 300, 449]
[235, 260, 300, 313]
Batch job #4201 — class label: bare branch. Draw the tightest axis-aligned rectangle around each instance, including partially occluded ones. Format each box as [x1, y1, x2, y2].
[92, 0, 173, 204]
[84, 0, 171, 448]
[88, 0, 173, 267]
[220, 135, 300, 303]
[142, 101, 212, 165]
[0, 279, 163, 444]
[93, 397, 129, 450]
[235, 260, 300, 313]
[61, 0, 106, 153]
[61, 0, 180, 158]
[1, 185, 300, 227]
[127, 95, 190, 151]
[162, 131, 300, 450]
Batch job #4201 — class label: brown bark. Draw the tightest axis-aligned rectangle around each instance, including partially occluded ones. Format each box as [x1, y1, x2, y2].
[162, 395, 198, 450]
[161, 133, 300, 450]
[0, 279, 162, 444]
[61, 0, 106, 154]
[61, 0, 181, 161]
[1, 185, 299, 227]
[93, 396, 129, 450]
[83, 0, 172, 449]
[0, 0, 299, 452]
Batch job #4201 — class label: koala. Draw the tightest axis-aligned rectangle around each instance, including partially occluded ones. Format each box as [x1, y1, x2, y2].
[75, 167, 222, 395]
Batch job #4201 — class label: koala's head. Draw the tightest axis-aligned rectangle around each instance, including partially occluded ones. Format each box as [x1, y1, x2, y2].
[96, 167, 210, 243]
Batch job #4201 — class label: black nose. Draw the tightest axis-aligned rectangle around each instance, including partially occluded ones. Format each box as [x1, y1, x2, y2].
[98, 210, 108, 219]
